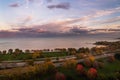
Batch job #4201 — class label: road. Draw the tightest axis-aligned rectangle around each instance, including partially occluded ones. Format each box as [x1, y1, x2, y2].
[0, 53, 115, 69]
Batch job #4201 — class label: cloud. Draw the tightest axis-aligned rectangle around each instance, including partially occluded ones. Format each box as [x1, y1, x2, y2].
[47, 6, 120, 26]
[17, 28, 46, 33]
[28, 0, 35, 2]
[69, 27, 89, 35]
[47, 2, 70, 10]
[117, 26, 120, 28]
[0, 26, 120, 38]
[90, 16, 120, 26]
[93, 7, 120, 17]
[15, 15, 33, 27]
[9, 3, 20, 7]
[55, 17, 89, 25]
[0, 30, 16, 38]
[23, 16, 33, 23]
[46, 0, 52, 3]
[101, 16, 120, 24]
[90, 28, 120, 34]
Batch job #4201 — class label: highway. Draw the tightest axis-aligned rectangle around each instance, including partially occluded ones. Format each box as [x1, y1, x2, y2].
[0, 53, 115, 69]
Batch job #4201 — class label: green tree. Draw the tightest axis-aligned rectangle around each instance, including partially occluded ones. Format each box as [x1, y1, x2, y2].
[8, 49, 13, 54]
[2, 50, 7, 54]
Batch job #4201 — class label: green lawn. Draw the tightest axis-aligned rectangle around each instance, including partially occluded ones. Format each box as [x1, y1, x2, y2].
[0, 52, 68, 61]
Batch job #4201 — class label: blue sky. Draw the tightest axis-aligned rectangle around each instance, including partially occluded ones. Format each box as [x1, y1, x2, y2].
[0, 0, 120, 37]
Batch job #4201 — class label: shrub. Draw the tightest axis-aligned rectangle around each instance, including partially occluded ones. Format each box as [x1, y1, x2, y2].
[98, 73, 107, 80]
[114, 53, 120, 61]
[107, 55, 115, 62]
[76, 53, 85, 59]
[45, 58, 51, 62]
[44, 61, 56, 74]
[87, 68, 98, 80]
[83, 59, 92, 67]
[92, 61, 99, 69]
[63, 59, 77, 69]
[25, 59, 34, 66]
[89, 55, 95, 63]
[55, 72, 66, 80]
[0, 61, 55, 80]
[98, 62, 104, 69]
[76, 64, 85, 76]
[34, 61, 55, 75]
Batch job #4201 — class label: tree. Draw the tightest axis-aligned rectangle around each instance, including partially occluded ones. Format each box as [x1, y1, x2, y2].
[32, 50, 42, 59]
[0, 51, 2, 54]
[68, 48, 76, 55]
[14, 48, 21, 54]
[2, 50, 7, 54]
[8, 49, 13, 54]
[25, 49, 30, 54]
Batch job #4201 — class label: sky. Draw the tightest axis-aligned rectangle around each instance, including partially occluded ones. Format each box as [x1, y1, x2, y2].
[0, 0, 120, 38]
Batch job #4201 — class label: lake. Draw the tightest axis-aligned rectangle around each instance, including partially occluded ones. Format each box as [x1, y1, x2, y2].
[0, 37, 117, 50]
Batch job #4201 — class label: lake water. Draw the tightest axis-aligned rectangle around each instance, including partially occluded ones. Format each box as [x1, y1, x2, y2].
[0, 37, 117, 51]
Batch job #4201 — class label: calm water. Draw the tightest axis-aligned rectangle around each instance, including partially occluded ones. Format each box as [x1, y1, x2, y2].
[0, 37, 117, 50]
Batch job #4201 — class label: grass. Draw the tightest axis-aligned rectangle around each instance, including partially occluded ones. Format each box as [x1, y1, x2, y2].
[0, 52, 68, 61]
[97, 60, 120, 75]
[0, 53, 31, 61]
[56, 59, 120, 80]
[42, 52, 68, 57]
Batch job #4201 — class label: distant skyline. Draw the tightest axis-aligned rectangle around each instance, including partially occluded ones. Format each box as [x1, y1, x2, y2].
[0, 0, 120, 38]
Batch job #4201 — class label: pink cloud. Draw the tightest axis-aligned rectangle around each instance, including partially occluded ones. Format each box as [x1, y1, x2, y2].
[9, 3, 20, 7]
[47, 2, 70, 10]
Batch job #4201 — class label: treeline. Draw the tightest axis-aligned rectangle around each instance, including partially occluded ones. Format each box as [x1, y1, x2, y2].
[0, 47, 107, 54]
[0, 47, 108, 61]
[94, 41, 120, 51]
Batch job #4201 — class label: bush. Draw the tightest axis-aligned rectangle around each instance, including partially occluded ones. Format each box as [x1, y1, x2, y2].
[89, 56, 95, 63]
[87, 68, 98, 80]
[63, 59, 77, 69]
[98, 62, 104, 69]
[55, 72, 66, 80]
[83, 59, 92, 67]
[114, 53, 120, 61]
[25, 59, 34, 66]
[98, 73, 107, 80]
[93, 61, 99, 69]
[44, 61, 56, 74]
[107, 55, 115, 62]
[0, 61, 55, 80]
[76, 64, 86, 76]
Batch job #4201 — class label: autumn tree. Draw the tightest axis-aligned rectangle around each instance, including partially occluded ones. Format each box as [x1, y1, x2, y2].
[32, 50, 42, 59]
